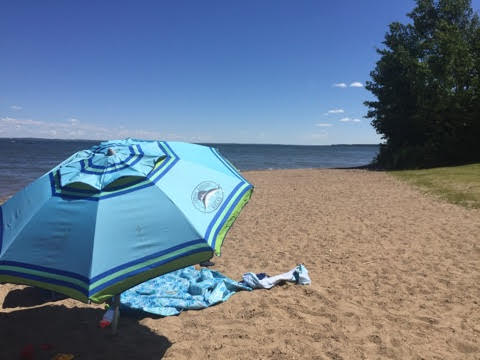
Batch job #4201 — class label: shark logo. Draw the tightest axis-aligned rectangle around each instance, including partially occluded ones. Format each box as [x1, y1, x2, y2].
[192, 181, 223, 213]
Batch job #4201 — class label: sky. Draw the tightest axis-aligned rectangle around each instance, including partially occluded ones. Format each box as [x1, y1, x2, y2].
[1, 1, 479, 145]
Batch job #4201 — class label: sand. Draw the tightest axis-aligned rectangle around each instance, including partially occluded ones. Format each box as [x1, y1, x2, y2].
[1, 169, 479, 359]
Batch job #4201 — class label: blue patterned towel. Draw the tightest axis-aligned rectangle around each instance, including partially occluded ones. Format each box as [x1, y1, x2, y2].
[119, 264, 310, 316]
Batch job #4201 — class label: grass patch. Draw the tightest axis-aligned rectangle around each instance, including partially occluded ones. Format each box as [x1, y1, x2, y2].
[389, 163, 480, 209]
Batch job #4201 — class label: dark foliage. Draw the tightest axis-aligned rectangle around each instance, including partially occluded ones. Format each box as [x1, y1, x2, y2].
[365, 0, 480, 169]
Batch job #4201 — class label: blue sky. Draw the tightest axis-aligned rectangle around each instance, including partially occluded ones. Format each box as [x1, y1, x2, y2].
[1, 1, 479, 145]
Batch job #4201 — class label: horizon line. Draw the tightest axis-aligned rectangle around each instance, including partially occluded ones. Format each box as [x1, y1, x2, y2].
[0, 136, 381, 147]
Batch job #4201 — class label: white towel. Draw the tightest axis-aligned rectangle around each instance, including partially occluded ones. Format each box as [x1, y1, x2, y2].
[241, 264, 311, 289]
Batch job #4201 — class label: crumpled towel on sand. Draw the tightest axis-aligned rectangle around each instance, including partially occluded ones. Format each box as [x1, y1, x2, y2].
[241, 264, 310, 289]
[119, 264, 310, 316]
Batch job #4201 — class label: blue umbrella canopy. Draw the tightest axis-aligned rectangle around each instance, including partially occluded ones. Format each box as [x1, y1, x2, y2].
[0, 139, 253, 303]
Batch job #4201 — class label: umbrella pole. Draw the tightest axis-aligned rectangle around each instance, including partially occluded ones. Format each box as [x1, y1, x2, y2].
[111, 294, 120, 335]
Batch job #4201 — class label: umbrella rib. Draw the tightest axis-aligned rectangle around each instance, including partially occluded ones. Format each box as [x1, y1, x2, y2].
[149, 183, 206, 244]
[209, 147, 247, 182]
[86, 196, 102, 289]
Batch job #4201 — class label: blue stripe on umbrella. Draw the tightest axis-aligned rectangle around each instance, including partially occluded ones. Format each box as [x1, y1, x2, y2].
[88, 246, 212, 296]
[82, 156, 145, 175]
[0, 260, 90, 283]
[0, 239, 212, 293]
[86, 145, 136, 170]
[210, 184, 252, 250]
[89, 238, 206, 283]
[149, 157, 179, 185]
[204, 181, 245, 243]
[162, 142, 178, 158]
[50, 147, 180, 200]
[0, 269, 88, 296]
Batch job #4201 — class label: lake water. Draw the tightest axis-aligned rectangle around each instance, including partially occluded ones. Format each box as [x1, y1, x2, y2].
[0, 138, 378, 198]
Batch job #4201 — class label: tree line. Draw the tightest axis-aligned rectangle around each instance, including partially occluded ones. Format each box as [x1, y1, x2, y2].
[365, 0, 480, 169]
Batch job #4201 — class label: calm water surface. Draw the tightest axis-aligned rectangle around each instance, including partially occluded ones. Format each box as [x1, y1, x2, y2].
[0, 138, 378, 199]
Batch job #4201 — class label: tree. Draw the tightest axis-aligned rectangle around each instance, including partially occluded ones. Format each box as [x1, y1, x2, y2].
[365, 0, 480, 169]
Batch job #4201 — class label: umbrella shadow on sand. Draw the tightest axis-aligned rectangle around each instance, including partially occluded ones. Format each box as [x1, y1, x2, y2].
[2, 287, 68, 308]
[0, 301, 172, 359]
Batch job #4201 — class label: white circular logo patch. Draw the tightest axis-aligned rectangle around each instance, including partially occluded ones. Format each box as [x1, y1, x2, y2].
[192, 181, 223, 213]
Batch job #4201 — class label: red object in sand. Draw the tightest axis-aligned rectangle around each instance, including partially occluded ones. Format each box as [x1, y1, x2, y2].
[20, 344, 35, 360]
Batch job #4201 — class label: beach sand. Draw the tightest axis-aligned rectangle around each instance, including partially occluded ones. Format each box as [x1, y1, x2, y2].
[1, 169, 479, 359]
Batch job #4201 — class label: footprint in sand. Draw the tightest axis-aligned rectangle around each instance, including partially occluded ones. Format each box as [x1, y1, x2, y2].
[448, 340, 479, 354]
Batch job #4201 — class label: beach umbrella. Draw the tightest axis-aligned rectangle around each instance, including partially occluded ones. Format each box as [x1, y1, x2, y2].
[0, 139, 253, 304]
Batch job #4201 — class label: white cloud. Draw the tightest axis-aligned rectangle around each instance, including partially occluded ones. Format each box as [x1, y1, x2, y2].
[333, 83, 347, 88]
[338, 117, 361, 123]
[2, 117, 44, 126]
[0, 116, 186, 141]
[10, 105, 22, 110]
[324, 109, 344, 115]
[316, 123, 333, 127]
[349, 82, 363, 88]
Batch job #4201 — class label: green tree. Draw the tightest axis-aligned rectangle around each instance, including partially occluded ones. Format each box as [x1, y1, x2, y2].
[365, 0, 480, 169]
